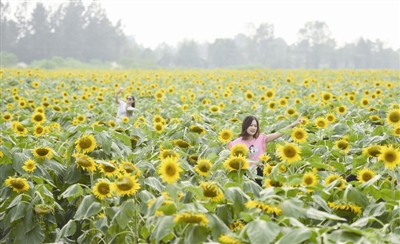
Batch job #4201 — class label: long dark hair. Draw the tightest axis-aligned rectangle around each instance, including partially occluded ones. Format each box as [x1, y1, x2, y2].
[127, 95, 135, 108]
[238, 116, 260, 139]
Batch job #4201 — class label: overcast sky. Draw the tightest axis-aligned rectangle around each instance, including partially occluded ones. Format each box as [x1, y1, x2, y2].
[6, 0, 400, 50]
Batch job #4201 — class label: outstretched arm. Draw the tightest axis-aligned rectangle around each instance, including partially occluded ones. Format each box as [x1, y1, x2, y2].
[265, 114, 302, 142]
[115, 87, 123, 104]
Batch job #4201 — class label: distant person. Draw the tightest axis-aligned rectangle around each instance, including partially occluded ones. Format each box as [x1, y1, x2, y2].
[229, 114, 302, 186]
[115, 87, 135, 123]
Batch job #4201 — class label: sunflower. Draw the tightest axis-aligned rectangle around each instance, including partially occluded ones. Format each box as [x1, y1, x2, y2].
[153, 115, 165, 124]
[154, 90, 164, 101]
[75, 134, 97, 153]
[2, 112, 12, 122]
[113, 174, 140, 196]
[93, 179, 113, 200]
[362, 145, 381, 157]
[325, 174, 346, 190]
[285, 108, 297, 117]
[32, 147, 53, 159]
[5, 176, 30, 193]
[357, 168, 376, 183]
[158, 157, 183, 184]
[121, 116, 129, 123]
[174, 213, 209, 226]
[291, 127, 308, 143]
[218, 129, 234, 143]
[119, 160, 141, 177]
[173, 139, 190, 148]
[378, 145, 400, 170]
[326, 113, 337, 123]
[263, 164, 273, 176]
[229, 221, 244, 232]
[73, 153, 97, 172]
[245, 90, 254, 101]
[31, 112, 46, 124]
[98, 160, 119, 177]
[335, 139, 350, 153]
[199, 181, 225, 202]
[154, 122, 164, 133]
[18, 100, 27, 108]
[189, 125, 206, 134]
[386, 109, 400, 126]
[33, 124, 46, 137]
[259, 153, 271, 163]
[159, 149, 179, 160]
[194, 158, 212, 176]
[278, 163, 287, 173]
[276, 143, 302, 164]
[22, 159, 36, 173]
[278, 98, 288, 107]
[245, 200, 282, 215]
[265, 89, 275, 99]
[328, 202, 362, 214]
[108, 120, 116, 128]
[302, 172, 319, 187]
[336, 105, 347, 115]
[12, 122, 28, 136]
[360, 98, 369, 107]
[223, 155, 249, 171]
[219, 235, 241, 244]
[209, 105, 220, 113]
[268, 101, 277, 110]
[393, 126, 400, 137]
[314, 117, 328, 129]
[230, 143, 248, 157]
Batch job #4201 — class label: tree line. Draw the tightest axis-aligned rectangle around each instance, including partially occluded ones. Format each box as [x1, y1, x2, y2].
[1, 1, 399, 69]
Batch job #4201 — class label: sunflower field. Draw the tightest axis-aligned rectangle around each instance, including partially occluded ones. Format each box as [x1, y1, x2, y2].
[1, 68, 400, 244]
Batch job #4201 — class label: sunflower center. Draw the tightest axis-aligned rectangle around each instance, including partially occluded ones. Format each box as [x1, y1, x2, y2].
[97, 182, 110, 194]
[385, 153, 395, 162]
[229, 159, 243, 170]
[304, 176, 314, 185]
[103, 165, 116, 172]
[338, 142, 348, 150]
[17, 125, 25, 131]
[116, 177, 134, 190]
[198, 163, 210, 172]
[283, 146, 296, 157]
[123, 164, 135, 173]
[79, 138, 93, 149]
[222, 133, 231, 140]
[166, 165, 176, 176]
[26, 163, 34, 169]
[203, 186, 218, 198]
[317, 121, 325, 127]
[76, 157, 92, 167]
[295, 132, 304, 139]
[362, 173, 373, 181]
[36, 148, 49, 156]
[339, 107, 345, 112]
[36, 127, 44, 133]
[368, 147, 381, 157]
[34, 115, 43, 122]
[389, 112, 400, 123]
[181, 215, 202, 223]
[11, 179, 25, 189]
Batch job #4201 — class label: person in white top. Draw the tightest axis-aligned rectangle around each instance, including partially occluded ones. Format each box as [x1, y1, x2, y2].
[115, 87, 135, 123]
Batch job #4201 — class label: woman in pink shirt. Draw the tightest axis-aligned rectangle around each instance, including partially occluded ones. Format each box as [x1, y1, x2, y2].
[229, 114, 302, 185]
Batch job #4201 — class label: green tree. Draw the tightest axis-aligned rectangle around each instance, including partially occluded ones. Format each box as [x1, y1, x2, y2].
[208, 38, 243, 68]
[175, 40, 205, 68]
[0, 2, 19, 56]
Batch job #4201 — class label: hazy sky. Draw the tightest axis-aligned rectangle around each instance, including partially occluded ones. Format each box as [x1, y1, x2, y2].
[6, 0, 400, 49]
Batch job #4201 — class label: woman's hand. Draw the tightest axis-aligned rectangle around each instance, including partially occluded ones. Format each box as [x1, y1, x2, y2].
[117, 87, 123, 94]
[291, 114, 302, 127]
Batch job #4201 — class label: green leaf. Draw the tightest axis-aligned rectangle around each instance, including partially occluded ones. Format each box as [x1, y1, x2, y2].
[95, 131, 112, 155]
[57, 220, 76, 240]
[144, 177, 165, 192]
[94, 216, 108, 233]
[7, 194, 22, 209]
[112, 200, 136, 229]
[280, 198, 303, 218]
[364, 202, 386, 217]
[276, 228, 312, 244]
[113, 132, 132, 146]
[206, 213, 230, 239]
[60, 184, 84, 200]
[246, 219, 280, 244]
[84, 201, 102, 218]
[303, 208, 346, 221]
[140, 226, 150, 239]
[225, 187, 250, 213]
[184, 225, 209, 244]
[24, 224, 45, 244]
[73, 195, 96, 219]
[10, 202, 27, 223]
[151, 215, 175, 243]
[65, 163, 81, 184]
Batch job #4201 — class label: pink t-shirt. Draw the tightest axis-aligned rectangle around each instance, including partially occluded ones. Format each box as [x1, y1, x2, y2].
[228, 134, 267, 163]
